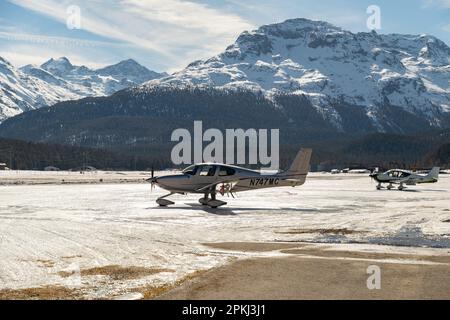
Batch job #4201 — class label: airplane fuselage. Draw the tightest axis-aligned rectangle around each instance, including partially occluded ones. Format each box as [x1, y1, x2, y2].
[154, 164, 303, 194]
[149, 148, 313, 208]
[370, 168, 439, 190]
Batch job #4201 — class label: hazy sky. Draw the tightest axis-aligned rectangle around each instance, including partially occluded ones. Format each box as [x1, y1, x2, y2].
[1, 0, 449, 72]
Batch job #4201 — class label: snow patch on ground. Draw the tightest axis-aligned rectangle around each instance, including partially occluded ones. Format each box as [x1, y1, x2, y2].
[0, 172, 449, 296]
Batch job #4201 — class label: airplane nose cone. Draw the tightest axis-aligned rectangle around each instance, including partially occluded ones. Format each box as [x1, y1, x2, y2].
[146, 177, 158, 183]
[149, 174, 189, 191]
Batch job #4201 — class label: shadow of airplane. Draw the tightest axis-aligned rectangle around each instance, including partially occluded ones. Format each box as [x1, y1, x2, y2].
[150, 203, 237, 215]
[149, 203, 319, 216]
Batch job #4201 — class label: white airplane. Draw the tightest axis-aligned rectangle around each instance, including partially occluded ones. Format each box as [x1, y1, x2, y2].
[148, 148, 312, 208]
[370, 167, 440, 191]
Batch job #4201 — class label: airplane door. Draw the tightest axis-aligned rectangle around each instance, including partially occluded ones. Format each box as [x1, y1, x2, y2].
[196, 165, 218, 189]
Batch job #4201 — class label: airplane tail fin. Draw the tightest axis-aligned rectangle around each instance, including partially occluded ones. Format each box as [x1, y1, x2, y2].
[282, 148, 312, 184]
[427, 167, 440, 181]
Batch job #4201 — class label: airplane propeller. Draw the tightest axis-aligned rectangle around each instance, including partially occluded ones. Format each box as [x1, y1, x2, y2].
[147, 165, 157, 192]
[369, 169, 379, 183]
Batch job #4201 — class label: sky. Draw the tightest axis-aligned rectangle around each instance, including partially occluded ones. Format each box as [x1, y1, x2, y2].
[0, 0, 450, 72]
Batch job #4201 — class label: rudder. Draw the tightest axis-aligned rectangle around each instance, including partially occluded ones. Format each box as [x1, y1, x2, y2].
[285, 148, 312, 176]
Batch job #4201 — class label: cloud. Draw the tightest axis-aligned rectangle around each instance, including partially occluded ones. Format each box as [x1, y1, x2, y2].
[0, 30, 135, 68]
[422, 0, 450, 8]
[443, 24, 450, 33]
[436, 0, 450, 7]
[0, 31, 122, 48]
[7, 0, 254, 70]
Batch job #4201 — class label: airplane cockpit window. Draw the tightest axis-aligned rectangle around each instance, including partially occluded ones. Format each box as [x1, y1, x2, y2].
[390, 171, 399, 178]
[399, 172, 410, 178]
[182, 165, 198, 176]
[219, 166, 236, 176]
[199, 165, 217, 177]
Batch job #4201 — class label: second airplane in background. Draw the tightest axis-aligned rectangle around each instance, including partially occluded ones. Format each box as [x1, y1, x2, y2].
[370, 167, 440, 191]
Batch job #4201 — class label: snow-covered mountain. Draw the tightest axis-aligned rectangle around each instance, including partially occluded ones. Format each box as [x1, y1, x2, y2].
[36, 57, 166, 96]
[0, 56, 166, 121]
[0, 57, 81, 121]
[2, 18, 450, 150]
[145, 18, 450, 131]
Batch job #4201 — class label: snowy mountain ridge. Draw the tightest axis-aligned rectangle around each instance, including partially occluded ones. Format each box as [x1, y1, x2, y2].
[0, 57, 166, 122]
[144, 18, 450, 131]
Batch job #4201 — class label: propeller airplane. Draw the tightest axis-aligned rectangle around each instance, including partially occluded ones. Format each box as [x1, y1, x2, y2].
[148, 148, 312, 208]
[370, 167, 440, 191]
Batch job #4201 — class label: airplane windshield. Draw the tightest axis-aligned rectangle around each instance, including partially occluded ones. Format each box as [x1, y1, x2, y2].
[388, 171, 410, 178]
[199, 165, 217, 177]
[182, 165, 198, 175]
[219, 166, 236, 176]
[402, 172, 411, 177]
[389, 171, 399, 177]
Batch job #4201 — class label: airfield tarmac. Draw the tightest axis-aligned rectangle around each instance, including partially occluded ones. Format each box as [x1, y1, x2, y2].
[0, 171, 450, 299]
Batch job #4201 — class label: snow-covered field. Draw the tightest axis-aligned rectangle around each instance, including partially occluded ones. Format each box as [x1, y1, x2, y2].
[0, 170, 155, 185]
[0, 172, 449, 298]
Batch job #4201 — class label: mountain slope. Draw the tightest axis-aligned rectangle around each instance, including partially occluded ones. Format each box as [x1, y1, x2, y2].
[0, 56, 166, 122]
[0, 57, 81, 120]
[146, 18, 450, 131]
[1, 18, 450, 158]
[36, 57, 167, 96]
[96, 59, 166, 84]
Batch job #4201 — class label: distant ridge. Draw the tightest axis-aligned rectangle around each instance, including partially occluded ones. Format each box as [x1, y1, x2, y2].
[0, 56, 166, 122]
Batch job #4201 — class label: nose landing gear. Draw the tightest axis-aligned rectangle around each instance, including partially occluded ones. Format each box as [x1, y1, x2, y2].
[156, 192, 175, 206]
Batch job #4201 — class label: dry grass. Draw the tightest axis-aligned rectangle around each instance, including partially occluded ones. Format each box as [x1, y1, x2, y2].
[58, 270, 77, 278]
[1, 267, 201, 300]
[0, 285, 82, 300]
[133, 270, 208, 300]
[276, 228, 364, 236]
[61, 255, 82, 259]
[204, 242, 305, 252]
[36, 259, 55, 268]
[79, 265, 174, 281]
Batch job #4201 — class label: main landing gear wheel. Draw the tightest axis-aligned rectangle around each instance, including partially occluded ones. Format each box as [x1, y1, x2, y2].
[198, 197, 227, 208]
[201, 192, 227, 208]
[376, 184, 382, 190]
[387, 184, 394, 190]
[206, 199, 227, 209]
[199, 193, 210, 206]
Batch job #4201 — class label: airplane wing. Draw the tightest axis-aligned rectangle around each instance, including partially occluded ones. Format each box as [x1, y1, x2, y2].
[392, 177, 417, 185]
[195, 179, 240, 192]
[196, 174, 307, 193]
[196, 175, 271, 193]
